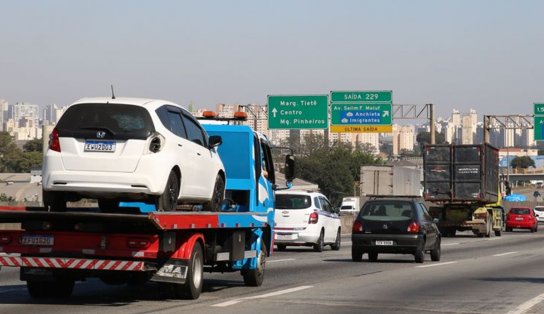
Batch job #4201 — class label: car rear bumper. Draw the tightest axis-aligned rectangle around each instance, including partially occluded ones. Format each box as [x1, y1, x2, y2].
[506, 221, 535, 229]
[274, 227, 321, 245]
[43, 170, 165, 196]
[351, 233, 423, 253]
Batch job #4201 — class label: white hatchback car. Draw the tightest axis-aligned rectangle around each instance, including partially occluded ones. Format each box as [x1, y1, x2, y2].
[534, 206, 544, 223]
[274, 190, 342, 252]
[42, 97, 226, 212]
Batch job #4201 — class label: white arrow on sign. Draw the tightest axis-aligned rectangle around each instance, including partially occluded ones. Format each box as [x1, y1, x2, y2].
[272, 108, 278, 118]
[383, 111, 389, 117]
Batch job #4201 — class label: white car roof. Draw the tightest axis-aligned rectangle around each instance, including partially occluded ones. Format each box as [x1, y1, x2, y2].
[71, 97, 184, 110]
[276, 190, 325, 198]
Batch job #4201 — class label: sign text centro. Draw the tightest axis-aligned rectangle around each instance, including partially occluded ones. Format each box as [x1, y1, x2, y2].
[268, 95, 329, 129]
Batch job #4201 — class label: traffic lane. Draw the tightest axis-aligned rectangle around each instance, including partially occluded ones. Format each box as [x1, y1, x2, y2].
[0, 232, 541, 314]
[202, 238, 544, 314]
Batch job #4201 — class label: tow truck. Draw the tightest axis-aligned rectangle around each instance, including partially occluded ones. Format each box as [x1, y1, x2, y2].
[0, 111, 294, 299]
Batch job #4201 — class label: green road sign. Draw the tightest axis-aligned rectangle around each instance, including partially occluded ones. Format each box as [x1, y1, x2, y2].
[331, 103, 392, 125]
[535, 116, 544, 141]
[331, 91, 392, 103]
[268, 95, 328, 129]
[330, 90, 392, 133]
[535, 103, 544, 115]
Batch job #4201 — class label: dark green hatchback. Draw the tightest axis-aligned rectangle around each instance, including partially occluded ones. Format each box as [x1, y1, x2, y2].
[351, 198, 441, 263]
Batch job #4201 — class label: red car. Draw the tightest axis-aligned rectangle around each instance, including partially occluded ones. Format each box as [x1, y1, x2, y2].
[505, 207, 538, 232]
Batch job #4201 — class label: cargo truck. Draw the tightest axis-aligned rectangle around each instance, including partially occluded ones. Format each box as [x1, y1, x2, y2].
[0, 113, 294, 300]
[360, 165, 423, 197]
[423, 143, 503, 237]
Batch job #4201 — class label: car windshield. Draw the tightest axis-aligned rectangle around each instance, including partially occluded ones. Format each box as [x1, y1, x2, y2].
[511, 208, 530, 215]
[360, 201, 414, 221]
[275, 194, 311, 209]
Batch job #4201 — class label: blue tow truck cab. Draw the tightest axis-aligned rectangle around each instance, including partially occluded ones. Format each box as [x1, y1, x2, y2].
[0, 119, 295, 301]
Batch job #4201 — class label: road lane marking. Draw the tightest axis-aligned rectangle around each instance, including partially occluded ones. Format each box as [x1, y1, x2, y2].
[493, 251, 518, 257]
[268, 258, 296, 263]
[507, 291, 544, 314]
[416, 261, 458, 268]
[442, 243, 460, 246]
[212, 285, 313, 307]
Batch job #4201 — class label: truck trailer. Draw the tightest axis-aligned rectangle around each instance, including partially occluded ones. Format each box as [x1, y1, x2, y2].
[0, 116, 294, 300]
[423, 143, 503, 237]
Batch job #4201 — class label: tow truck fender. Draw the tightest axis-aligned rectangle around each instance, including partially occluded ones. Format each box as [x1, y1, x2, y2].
[171, 232, 205, 260]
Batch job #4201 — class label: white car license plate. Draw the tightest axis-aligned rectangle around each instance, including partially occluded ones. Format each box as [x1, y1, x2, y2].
[84, 140, 116, 152]
[21, 235, 54, 246]
[375, 240, 393, 246]
[515, 217, 523, 221]
[275, 234, 296, 241]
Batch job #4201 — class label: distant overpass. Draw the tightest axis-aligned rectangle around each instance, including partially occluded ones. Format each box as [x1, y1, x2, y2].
[502, 173, 544, 183]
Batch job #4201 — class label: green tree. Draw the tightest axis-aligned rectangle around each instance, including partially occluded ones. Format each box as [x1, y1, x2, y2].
[511, 156, 535, 169]
[23, 138, 43, 152]
[295, 141, 382, 206]
[0, 132, 23, 172]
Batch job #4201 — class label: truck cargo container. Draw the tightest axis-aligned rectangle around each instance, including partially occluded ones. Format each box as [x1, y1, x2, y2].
[423, 144, 503, 237]
[360, 165, 422, 197]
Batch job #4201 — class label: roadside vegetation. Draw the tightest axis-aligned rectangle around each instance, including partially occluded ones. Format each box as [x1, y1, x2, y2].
[0, 132, 42, 173]
[283, 133, 384, 206]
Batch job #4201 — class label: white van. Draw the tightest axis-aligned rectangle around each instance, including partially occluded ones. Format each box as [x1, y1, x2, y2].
[339, 196, 360, 215]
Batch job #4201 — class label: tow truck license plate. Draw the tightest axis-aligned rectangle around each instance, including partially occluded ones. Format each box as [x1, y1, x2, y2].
[375, 240, 393, 246]
[21, 235, 54, 246]
[84, 140, 116, 152]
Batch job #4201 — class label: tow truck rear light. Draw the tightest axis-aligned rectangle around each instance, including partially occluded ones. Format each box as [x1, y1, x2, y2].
[49, 128, 61, 152]
[407, 222, 421, 233]
[352, 220, 363, 233]
[309, 212, 318, 224]
[127, 238, 151, 249]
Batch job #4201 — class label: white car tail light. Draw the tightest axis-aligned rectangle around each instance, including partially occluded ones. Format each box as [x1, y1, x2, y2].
[49, 128, 61, 152]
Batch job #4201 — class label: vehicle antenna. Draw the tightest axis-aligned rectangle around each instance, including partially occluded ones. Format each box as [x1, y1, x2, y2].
[111, 84, 116, 99]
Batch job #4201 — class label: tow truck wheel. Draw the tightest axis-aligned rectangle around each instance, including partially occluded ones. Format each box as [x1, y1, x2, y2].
[27, 279, 74, 298]
[172, 241, 204, 299]
[42, 190, 66, 212]
[157, 171, 179, 212]
[203, 175, 225, 212]
[243, 241, 267, 287]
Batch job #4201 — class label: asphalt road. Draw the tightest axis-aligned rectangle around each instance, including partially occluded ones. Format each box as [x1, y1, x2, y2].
[0, 230, 543, 314]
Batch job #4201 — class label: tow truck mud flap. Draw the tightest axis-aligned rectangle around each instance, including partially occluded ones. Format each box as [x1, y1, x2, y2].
[151, 260, 188, 284]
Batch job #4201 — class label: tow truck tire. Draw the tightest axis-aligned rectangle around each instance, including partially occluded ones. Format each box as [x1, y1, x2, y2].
[27, 279, 74, 298]
[172, 241, 204, 299]
[43, 190, 66, 212]
[203, 175, 225, 212]
[157, 171, 179, 212]
[243, 241, 267, 287]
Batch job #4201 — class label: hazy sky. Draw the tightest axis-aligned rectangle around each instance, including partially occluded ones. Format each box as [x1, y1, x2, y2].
[1, 0, 543, 119]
